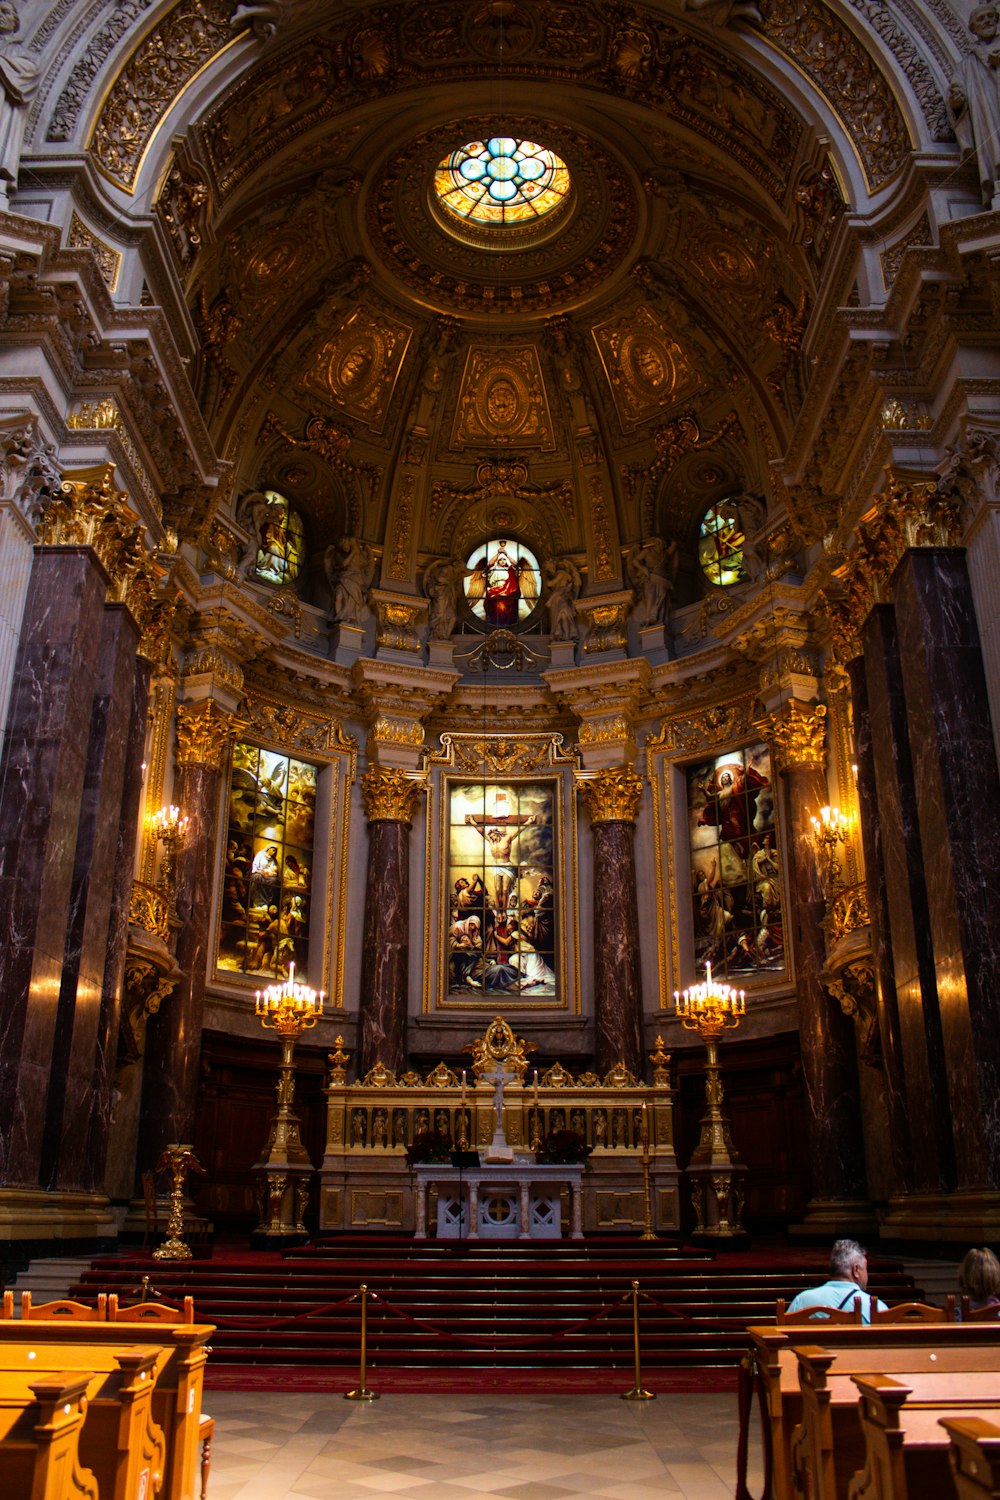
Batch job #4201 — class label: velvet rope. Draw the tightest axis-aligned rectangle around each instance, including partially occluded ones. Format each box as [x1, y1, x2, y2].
[364, 1286, 633, 1349]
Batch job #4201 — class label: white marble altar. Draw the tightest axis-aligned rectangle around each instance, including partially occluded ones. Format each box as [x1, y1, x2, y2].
[413, 1164, 585, 1240]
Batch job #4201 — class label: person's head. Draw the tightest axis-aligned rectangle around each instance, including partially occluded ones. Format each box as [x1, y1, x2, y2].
[959, 1247, 1000, 1303]
[455, 877, 469, 893]
[971, 6, 999, 42]
[829, 1238, 869, 1287]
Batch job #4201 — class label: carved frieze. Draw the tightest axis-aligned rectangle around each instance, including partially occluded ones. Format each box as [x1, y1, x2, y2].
[68, 214, 122, 291]
[235, 692, 356, 757]
[451, 346, 554, 450]
[301, 306, 412, 432]
[592, 307, 702, 430]
[645, 695, 760, 755]
[430, 733, 577, 775]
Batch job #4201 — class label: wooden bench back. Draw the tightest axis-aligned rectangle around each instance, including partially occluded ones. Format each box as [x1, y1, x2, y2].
[107, 1293, 195, 1323]
[776, 1298, 864, 1324]
[0, 1370, 99, 1500]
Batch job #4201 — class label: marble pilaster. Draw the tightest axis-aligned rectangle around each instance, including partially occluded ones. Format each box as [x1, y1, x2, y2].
[0, 546, 109, 1187]
[846, 651, 913, 1197]
[578, 768, 644, 1078]
[357, 767, 424, 1078]
[762, 703, 869, 1220]
[139, 701, 233, 1167]
[40, 604, 142, 1192]
[858, 609, 954, 1193]
[893, 548, 1000, 1189]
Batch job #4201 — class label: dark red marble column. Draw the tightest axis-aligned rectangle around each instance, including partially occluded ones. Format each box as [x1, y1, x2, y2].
[858, 608, 954, 1193]
[847, 652, 914, 1196]
[139, 701, 233, 1166]
[774, 713, 868, 1216]
[579, 768, 644, 1078]
[40, 603, 143, 1191]
[0, 545, 109, 1187]
[357, 768, 422, 1079]
[893, 548, 1000, 1189]
[85, 649, 152, 1188]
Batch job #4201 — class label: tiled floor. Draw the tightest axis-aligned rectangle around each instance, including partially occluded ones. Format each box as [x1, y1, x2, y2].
[205, 1389, 759, 1499]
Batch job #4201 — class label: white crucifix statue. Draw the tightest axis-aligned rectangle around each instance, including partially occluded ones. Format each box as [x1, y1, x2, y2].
[483, 1061, 517, 1163]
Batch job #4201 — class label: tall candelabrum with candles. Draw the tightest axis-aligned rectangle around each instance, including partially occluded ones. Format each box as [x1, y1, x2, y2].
[676, 962, 749, 1240]
[150, 804, 189, 927]
[251, 963, 325, 1247]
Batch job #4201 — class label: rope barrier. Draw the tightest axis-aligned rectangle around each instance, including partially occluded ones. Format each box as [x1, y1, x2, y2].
[363, 1285, 632, 1350]
[112, 1289, 363, 1331]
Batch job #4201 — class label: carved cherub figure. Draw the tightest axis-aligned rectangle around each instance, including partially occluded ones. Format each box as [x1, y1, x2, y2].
[325, 535, 375, 625]
[423, 557, 460, 640]
[628, 536, 678, 626]
[542, 556, 582, 642]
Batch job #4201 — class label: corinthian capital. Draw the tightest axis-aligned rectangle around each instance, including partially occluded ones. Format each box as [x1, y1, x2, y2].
[175, 701, 237, 770]
[755, 700, 827, 771]
[361, 766, 426, 823]
[576, 765, 644, 824]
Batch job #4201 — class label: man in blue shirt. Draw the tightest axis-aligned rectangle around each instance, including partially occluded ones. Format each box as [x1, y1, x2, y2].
[786, 1239, 888, 1323]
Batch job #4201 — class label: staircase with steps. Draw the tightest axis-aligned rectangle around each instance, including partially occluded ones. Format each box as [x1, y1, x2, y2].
[69, 1237, 925, 1376]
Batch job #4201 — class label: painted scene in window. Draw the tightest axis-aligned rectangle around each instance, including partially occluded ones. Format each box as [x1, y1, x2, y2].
[255, 490, 305, 587]
[447, 782, 556, 999]
[698, 498, 749, 588]
[686, 744, 784, 979]
[463, 539, 541, 627]
[218, 742, 316, 980]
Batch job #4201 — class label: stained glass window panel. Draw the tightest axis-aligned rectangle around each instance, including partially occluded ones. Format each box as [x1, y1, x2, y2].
[218, 742, 317, 981]
[446, 781, 556, 1000]
[698, 498, 748, 588]
[462, 538, 541, 626]
[434, 138, 570, 227]
[254, 490, 305, 587]
[685, 745, 784, 981]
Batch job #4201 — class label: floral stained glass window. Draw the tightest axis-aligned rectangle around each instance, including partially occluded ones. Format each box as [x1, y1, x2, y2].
[218, 742, 317, 982]
[447, 782, 556, 1001]
[434, 137, 570, 228]
[698, 498, 749, 588]
[254, 490, 305, 587]
[462, 538, 541, 627]
[686, 744, 785, 981]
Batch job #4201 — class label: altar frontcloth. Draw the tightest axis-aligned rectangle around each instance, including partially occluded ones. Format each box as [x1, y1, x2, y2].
[413, 1163, 585, 1240]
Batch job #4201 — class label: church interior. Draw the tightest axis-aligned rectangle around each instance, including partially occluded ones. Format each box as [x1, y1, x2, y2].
[3, 0, 1000, 1491]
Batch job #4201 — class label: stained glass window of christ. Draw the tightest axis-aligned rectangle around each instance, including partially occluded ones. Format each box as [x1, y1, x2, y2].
[686, 744, 785, 981]
[462, 538, 541, 627]
[447, 781, 556, 1001]
[218, 742, 317, 982]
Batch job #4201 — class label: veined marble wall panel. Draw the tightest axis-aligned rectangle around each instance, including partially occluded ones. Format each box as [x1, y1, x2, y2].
[0, 508, 36, 739]
[964, 510, 1000, 771]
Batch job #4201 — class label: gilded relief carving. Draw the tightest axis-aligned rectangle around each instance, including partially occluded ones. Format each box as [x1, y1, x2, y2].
[760, 0, 911, 189]
[68, 214, 121, 290]
[431, 734, 577, 776]
[451, 347, 554, 450]
[235, 694, 356, 758]
[593, 306, 701, 429]
[302, 306, 412, 432]
[90, 0, 233, 191]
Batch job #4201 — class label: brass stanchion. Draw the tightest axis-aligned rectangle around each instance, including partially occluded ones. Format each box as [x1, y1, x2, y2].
[639, 1151, 657, 1242]
[345, 1284, 379, 1402]
[621, 1280, 655, 1401]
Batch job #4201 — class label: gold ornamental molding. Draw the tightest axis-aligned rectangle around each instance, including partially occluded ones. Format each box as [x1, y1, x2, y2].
[592, 306, 702, 430]
[451, 346, 554, 451]
[576, 766, 644, 825]
[361, 766, 426, 823]
[68, 216, 122, 292]
[88, 0, 235, 192]
[754, 700, 827, 772]
[823, 471, 966, 660]
[427, 733, 578, 775]
[301, 306, 412, 433]
[174, 700, 237, 771]
[65, 402, 159, 516]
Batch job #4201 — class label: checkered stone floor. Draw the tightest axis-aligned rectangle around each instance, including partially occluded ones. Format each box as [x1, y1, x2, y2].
[204, 1390, 760, 1499]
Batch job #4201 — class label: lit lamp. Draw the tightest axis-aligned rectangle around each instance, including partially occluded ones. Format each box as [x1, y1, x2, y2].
[251, 963, 325, 1247]
[810, 804, 850, 898]
[149, 804, 189, 926]
[675, 962, 748, 1240]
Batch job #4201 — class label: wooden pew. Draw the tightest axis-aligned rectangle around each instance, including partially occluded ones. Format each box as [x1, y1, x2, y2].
[746, 1322, 1000, 1500]
[0, 1345, 164, 1500]
[941, 1416, 1000, 1500]
[0, 1369, 99, 1500]
[0, 1319, 214, 1500]
[791, 1348, 1000, 1500]
[2, 1291, 106, 1320]
[107, 1294, 195, 1324]
[848, 1374, 1000, 1500]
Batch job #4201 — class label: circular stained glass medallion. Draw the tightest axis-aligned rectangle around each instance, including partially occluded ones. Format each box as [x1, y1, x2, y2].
[434, 137, 570, 229]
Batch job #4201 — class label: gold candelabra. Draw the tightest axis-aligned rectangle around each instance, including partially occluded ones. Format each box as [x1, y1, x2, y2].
[252, 963, 325, 1243]
[675, 962, 747, 1239]
[639, 1100, 656, 1241]
[150, 804, 189, 927]
[152, 1144, 203, 1261]
[810, 803, 851, 897]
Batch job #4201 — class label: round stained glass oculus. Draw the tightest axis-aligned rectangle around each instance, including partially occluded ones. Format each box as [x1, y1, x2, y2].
[434, 137, 571, 228]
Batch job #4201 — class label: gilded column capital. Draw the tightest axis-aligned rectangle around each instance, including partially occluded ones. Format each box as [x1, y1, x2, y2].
[175, 700, 237, 771]
[36, 465, 155, 588]
[576, 765, 644, 824]
[755, 700, 827, 771]
[361, 766, 426, 823]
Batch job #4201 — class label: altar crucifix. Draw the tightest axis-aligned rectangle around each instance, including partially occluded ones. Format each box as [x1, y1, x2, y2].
[483, 1060, 517, 1163]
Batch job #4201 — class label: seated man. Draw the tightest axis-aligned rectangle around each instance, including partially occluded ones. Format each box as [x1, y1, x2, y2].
[786, 1238, 888, 1323]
